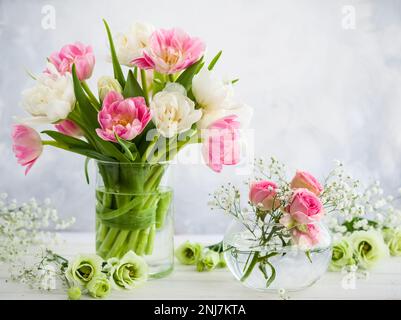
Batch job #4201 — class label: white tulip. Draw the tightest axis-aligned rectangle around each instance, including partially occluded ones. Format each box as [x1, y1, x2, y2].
[21, 64, 76, 124]
[150, 83, 202, 138]
[113, 22, 155, 67]
[192, 68, 234, 111]
[192, 68, 252, 128]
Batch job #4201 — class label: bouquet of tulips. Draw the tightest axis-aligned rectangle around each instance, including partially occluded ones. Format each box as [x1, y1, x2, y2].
[11, 20, 252, 260]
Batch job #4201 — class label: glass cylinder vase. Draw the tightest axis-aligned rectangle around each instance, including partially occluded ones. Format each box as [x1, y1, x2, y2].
[95, 161, 174, 278]
[223, 219, 332, 291]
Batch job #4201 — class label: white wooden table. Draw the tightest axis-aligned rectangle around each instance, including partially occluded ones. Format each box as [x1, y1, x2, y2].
[1, 233, 400, 300]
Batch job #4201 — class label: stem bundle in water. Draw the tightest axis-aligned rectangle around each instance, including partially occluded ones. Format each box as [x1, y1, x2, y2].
[95, 162, 172, 259]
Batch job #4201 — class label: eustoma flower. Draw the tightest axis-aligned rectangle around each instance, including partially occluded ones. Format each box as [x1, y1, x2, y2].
[382, 228, 401, 256]
[192, 69, 252, 129]
[55, 119, 83, 138]
[150, 83, 202, 138]
[202, 115, 240, 173]
[86, 274, 112, 299]
[133, 28, 205, 74]
[11, 125, 43, 175]
[329, 239, 355, 271]
[66, 254, 103, 286]
[96, 91, 151, 142]
[196, 250, 220, 272]
[290, 170, 323, 195]
[21, 64, 76, 124]
[49, 42, 95, 80]
[349, 230, 389, 269]
[114, 22, 155, 67]
[111, 251, 148, 289]
[249, 180, 280, 211]
[175, 241, 203, 265]
[280, 188, 323, 227]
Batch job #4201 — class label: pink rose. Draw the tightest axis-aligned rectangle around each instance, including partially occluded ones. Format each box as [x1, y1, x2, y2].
[291, 224, 321, 248]
[249, 180, 280, 211]
[55, 120, 83, 138]
[133, 28, 205, 74]
[12, 125, 43, 175]
[290, 170, 323, 195]
[202, 115, 240, 173]
[281, 188, 323, 227]
[49, 42, 95, 80]
[96, 91, 151, 142]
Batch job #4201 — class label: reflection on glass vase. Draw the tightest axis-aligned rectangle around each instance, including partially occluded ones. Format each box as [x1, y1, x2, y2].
[223, 219, 332, 291]
[95, 161, 174, 278]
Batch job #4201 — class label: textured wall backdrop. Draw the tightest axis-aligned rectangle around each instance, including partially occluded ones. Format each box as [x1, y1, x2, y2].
[1, 0, 401, 233]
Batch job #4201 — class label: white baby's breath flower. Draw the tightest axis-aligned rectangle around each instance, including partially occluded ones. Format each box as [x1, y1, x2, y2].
[21, 64, 76, 124]
[150, 83, 202, 138]
[113, 22, 155, 66]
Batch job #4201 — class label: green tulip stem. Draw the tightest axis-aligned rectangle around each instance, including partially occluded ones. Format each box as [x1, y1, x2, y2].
[81, 81, 100, 110]
[145, 224, 156, 255]
[140, 69, 149, 106]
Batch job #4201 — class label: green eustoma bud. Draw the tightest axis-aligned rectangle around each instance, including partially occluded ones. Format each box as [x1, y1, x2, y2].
[67, 286, 81, 300]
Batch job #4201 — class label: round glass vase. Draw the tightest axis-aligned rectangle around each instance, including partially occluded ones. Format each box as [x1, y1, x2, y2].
[95, 161, 174, 279]
[223, 219, 332, 292]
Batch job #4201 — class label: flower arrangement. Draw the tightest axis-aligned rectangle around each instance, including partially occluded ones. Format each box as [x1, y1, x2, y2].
[209, 157, 333, 289]
[206, 157, 401, 289]
[11, 20, 252, 264]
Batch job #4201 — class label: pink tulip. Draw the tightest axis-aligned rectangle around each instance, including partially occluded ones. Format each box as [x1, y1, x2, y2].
[132, 28, 205, 74]
[12, 125, 43, 175]
[202, 115, 240, 173]
[55, 120, 83, 138]
[291, 224, 321, 248]
[290, 170, 323, 195]
[249, 180, 280, 211]
[96, 91, 151, 142]
[49, 42, 95, 80]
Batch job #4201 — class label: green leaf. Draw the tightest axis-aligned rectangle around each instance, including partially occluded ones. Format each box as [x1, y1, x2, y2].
[175, 57, 204, 91]
[152, 71, 166, 95]
[305, 250, 313, 263]
[103, 19, 126, 88]
[42, 130, 94, 150]
[123, 70, 144, 98]
[208, 50, 222, 70]
[69, 147, 115, 161]
[114, 133, 138, 161]
[265, 260, 276, 288]
[231, 78, 239, 84]
[84, 157, 90, 184]
[71, 65, 98, 129]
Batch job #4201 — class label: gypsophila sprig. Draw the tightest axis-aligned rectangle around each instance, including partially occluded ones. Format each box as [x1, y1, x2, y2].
[0, 194, 75, 263]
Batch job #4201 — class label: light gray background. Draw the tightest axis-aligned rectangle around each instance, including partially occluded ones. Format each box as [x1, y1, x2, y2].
[1, 0, 401, 233]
